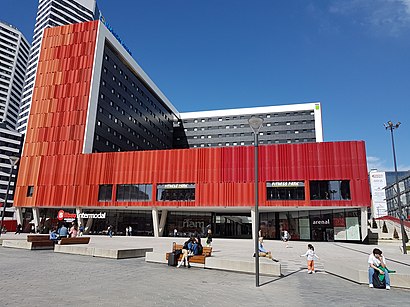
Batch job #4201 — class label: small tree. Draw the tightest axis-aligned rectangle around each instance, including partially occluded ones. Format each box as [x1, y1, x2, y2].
[372, 218, 378, 229]
[393, 228, 399, 239]
[382, 221, 388, 233]
[403, 229, 409, 243]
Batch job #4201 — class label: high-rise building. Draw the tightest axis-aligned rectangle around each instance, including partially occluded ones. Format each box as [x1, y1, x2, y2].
[0, 21, 28, 222]
[17, 0, 99, 134]
[0, 21, 30, 129]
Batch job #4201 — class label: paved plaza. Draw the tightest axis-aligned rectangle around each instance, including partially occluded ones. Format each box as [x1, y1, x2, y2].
[1, 235, 409, 306]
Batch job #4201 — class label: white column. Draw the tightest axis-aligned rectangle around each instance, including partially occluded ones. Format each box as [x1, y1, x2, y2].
[251, 208, 257, 246]
[152, 208, 159, 237]
[84, 218, 93, 235]
[158, 210, 168, 237]
[75, 208, 83, 228]
[32, 208, 40, 232]
[361, 207, 368, 242]
[15, 207, 23, 226]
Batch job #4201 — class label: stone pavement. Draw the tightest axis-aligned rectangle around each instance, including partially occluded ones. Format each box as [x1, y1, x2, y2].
[0, 245, 409, 307]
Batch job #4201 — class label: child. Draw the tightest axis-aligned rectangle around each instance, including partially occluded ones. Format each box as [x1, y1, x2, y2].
[301, 244, 319, 274]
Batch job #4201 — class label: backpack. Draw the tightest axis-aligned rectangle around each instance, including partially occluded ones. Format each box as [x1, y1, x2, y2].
[372, 270, 386, 289]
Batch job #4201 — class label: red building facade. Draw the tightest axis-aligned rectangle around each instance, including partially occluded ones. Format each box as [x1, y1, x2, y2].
[14, 21, 371, 241]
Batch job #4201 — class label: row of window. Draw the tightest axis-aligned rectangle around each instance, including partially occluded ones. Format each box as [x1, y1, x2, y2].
[184, 112, 315, 124]
[184, 120, 314, 131]
[191, 138, 316, 147]
[95, 180, 351, 202]
[98, 184, 195, 202]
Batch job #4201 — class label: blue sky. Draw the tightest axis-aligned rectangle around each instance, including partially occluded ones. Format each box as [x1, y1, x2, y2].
[2, 0, 410, 171]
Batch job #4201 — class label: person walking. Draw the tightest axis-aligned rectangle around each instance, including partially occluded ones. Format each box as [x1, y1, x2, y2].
[300, 244, 319, 274]
[107, 225, 113, 238]
[128, 225, 132, 236]
[281, 229, 290, 248]
[206, 229, 213, 247]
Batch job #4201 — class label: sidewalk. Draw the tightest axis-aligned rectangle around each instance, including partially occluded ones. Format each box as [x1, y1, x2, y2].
[2, 233, 409, 286]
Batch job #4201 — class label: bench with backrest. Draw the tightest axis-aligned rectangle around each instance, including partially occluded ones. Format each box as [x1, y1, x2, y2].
[165, 243, 212, 264]
[59, 237, 90, 245]
[26, 234, 54, 248]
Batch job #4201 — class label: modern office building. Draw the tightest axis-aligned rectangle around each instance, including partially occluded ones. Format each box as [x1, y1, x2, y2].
[174, 103, 322, 149]
[17, 0, 99, 134]
[13, 20, 371, 242]
[385, 172, 410, 219]
[0, 21, 30, 129]
[369, 170, 410, 218]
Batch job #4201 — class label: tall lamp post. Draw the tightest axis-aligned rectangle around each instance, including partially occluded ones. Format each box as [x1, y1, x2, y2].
[249, 116, 263, 287]
[384, 121, 407, 254]
[0, 156, 20, 237]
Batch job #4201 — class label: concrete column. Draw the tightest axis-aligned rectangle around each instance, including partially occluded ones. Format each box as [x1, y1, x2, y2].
[15, 207, 23, 226]
[251, 208, 256, 246]
[158, 210, 168, 237]
[361, 207, 368, 241]
[152, 208, 159, 237]
[75, 208, 83, 228]
[32, 208, 40, 232]
[84, 218, 93, 235]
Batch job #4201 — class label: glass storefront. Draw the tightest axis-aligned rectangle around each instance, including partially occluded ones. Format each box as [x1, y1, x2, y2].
[37, 207, 362, 241]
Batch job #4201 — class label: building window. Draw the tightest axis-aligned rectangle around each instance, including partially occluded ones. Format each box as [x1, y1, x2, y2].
[266, 182, 305, 200]
[310, 180, 351, 200]
[98, 185, 112, 202]
[116, 184, 152, 201]
[157, 183, 195, 201]
[27, 186, 34, 197]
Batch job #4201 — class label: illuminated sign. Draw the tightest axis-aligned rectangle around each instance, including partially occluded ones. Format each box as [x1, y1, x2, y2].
[267, 181, 304, 187]
[57, 210, 106, 221]
[159, 183, 195, 189]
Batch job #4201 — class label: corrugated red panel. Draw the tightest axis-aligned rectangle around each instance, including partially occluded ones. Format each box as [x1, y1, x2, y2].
[14, 21, 371, 211]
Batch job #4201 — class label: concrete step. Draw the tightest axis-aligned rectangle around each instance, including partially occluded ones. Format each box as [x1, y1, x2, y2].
[323, 261, 410, 289]
[145, 252, 281, 276]
[55, 245, 153, 259]
[2, 240, 54, 250]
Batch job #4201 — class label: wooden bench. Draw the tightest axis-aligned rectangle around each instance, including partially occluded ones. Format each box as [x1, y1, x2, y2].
[27, 235, 51, 242]
[165, 243, 212, 264]
[26, 234, 55, 248]
[59, 237, 90, 245]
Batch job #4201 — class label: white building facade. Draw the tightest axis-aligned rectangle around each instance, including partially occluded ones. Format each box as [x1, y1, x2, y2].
[0, 21, 30, 129]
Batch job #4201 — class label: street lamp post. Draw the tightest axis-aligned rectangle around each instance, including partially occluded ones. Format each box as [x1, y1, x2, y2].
[384, 121, 407, 254]
[249, 116, 263, 287]
[0, 156, 20, 237]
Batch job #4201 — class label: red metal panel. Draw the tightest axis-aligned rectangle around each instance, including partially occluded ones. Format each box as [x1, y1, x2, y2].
[14, 20, 371, 211]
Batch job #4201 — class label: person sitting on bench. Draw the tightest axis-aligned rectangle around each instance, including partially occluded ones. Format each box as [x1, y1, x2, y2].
[177, 236, 195, 268]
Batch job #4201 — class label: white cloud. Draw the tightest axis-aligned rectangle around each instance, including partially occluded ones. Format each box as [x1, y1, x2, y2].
[328, 0, 410, 36]
[367, 155, 410, 172]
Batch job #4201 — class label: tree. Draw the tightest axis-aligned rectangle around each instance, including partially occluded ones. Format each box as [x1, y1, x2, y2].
[393, 228, 399, 239]
[372, 218, 378, 229]
[382, 221, 388, 233]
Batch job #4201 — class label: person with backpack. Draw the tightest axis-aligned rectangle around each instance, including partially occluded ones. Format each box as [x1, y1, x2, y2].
[368, 248, 391, 290]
